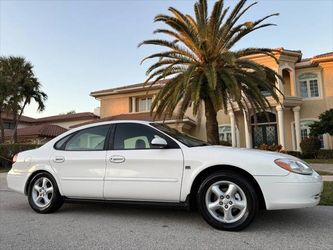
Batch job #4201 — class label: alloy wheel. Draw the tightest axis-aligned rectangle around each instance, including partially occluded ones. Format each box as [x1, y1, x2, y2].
[205, 180, 247, 223]
[31, 177, 54, 208]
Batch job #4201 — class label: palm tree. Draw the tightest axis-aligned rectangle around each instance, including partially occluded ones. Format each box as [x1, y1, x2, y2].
[0, 56, 47, 143]
[0, 74, 13, 143]
[139, 0, 282, 144]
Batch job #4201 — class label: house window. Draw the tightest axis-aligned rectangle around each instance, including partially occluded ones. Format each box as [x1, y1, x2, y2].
[218, 125, 232, 143]
[138, 97, 152, 112]
[251, 112, 278, 147]
[298, 73, 320, 98]
[4, 122, 15, 129]
[300, 120, 324, 148]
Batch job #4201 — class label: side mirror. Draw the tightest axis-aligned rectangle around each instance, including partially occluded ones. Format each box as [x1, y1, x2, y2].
[151, 137, 168, 148]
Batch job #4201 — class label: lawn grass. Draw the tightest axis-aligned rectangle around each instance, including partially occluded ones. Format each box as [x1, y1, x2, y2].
[306, 159, 333, 164]
[320, 181, 333, 206]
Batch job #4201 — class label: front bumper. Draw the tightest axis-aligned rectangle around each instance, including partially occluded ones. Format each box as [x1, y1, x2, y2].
[255, 171, 323, 210]
[7, 169, 31, 195]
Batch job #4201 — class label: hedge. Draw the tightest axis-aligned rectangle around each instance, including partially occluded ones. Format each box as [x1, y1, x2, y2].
[0, 144, 41, 168]
[284, 150, 302, 158]
[255, 144, 332, 160]
[300, 137, 321, 159]
[316, 149, 333, 159]
[280, 149, 333, 159]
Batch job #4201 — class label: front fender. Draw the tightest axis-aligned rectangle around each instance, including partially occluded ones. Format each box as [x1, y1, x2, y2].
[179, 146, 290, 201]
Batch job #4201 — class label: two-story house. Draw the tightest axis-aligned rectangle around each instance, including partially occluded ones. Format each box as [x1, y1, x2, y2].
[90, 49, 333, 151]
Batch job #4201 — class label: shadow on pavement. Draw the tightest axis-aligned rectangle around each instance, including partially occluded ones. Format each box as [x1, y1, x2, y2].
[56, 200, 331, 232]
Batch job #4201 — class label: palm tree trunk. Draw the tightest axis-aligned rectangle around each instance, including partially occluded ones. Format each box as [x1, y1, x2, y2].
[0, 110, 4, 144]
[204, 98, 219, 145]
[12, 112, 18, 143]
[12, 100, 28, 143]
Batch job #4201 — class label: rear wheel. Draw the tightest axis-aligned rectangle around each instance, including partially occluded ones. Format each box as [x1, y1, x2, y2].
[28, 172, 64, 213]
[197, 171, 258, 231]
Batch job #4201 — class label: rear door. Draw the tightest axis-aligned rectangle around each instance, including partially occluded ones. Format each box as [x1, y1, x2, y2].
[104, 123, 184, 202]
[50, 125, 111, 198]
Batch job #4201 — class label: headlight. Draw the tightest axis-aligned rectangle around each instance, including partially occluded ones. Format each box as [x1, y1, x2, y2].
[274, 158, 313, 175]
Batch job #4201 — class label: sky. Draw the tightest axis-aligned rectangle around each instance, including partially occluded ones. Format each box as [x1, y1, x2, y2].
[1, 0, 333, 118]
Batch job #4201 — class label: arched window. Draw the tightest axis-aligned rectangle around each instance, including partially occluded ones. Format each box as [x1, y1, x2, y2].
[298, 73, 320, 98]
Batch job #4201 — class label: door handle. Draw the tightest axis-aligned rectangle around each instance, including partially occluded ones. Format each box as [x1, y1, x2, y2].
[53, 156, 65, 163]
[109, 155, 125, 163]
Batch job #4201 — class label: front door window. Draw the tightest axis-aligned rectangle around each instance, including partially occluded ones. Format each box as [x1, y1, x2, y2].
[252, 125, 278, 147]
[251, 112, 278, 147]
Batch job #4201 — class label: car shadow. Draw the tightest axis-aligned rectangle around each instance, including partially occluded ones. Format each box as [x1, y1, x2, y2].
[57, 201, 331, 232]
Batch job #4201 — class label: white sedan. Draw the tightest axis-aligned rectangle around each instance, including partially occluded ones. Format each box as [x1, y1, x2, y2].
[7, 121, 323, 231]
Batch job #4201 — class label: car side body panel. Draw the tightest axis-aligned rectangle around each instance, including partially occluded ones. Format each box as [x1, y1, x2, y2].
[104, 148, 184, 201]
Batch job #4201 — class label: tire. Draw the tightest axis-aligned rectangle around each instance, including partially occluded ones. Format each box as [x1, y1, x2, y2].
[28, 172, 64, 213]
[197, 171, 258, 231]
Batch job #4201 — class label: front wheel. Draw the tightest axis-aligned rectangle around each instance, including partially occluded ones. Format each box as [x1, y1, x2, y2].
[197, 171, 258, 231]
[28, 172, 64, 213]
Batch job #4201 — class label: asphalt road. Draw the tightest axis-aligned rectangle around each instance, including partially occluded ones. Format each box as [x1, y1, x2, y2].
[1, 174, 333, 250]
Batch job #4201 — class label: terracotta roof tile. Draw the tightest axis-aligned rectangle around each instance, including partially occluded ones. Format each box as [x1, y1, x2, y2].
[1, 113, 36, 123]
[313, 52, 333, 59]
[90, 80, 169, 96]
[300, 52, 333, 62]
[70, 112, 194, 128]
[34, 112, 99, 123]
[4, 124, 67, 138]
[1, 112, 99, 124]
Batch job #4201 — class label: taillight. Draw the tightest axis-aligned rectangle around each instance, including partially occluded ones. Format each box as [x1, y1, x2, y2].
[12, 154, 18, 163]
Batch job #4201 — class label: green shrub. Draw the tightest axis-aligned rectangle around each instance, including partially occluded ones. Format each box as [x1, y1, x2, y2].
[316, 149, 333, 159]
[283, 150, 302, 158]
[300, 137, 321, 159]
[219, 140, 232, 146]
[256, 143, 282, 152]
[0, 144, 41, 168]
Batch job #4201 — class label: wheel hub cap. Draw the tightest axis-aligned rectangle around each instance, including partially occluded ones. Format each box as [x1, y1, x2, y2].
[205, 180, 248, 223]
[32, 177, 54, 208]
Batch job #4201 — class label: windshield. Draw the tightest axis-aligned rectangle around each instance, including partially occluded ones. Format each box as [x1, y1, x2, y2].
[151, 123, 210, 147]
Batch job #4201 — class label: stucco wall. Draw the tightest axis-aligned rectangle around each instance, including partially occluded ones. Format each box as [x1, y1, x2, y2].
[100, 97, 130, 117]
[99, 89, 160, 118]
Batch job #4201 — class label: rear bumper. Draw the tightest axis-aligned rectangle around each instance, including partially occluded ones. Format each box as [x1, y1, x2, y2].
[255, 172, 323, 210]
[7, 169, 30, 195]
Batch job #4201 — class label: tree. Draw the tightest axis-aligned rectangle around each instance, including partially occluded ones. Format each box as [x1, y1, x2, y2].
[139, 0, 282, 144]
[0, 74, 14, 143]
[0, 56, 47, 143]
[310, 109, 333, 136]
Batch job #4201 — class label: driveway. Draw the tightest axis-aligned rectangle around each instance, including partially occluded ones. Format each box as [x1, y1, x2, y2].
[1, 173, 332, 250]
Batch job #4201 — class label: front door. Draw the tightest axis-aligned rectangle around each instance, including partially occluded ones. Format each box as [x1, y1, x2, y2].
[50, 125, 111, 198]
[104, 123, 184, 202]
[252, 124, 278, 147]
